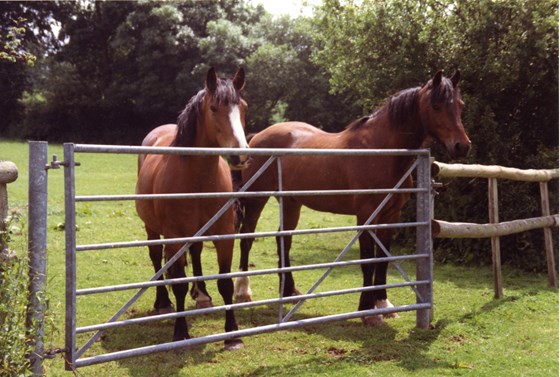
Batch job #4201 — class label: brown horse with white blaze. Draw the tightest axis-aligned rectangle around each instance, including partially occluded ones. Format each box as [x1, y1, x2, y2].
[234, 71, 471, 325]
[136, 67, 248, 348]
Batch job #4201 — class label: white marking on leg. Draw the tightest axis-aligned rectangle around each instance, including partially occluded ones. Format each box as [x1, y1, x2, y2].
[234, 276, 253, 302]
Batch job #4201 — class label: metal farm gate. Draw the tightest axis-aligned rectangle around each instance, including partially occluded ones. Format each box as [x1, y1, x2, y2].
[27, 141, 434, 372]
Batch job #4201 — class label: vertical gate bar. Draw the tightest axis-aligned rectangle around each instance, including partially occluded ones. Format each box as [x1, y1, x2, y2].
[27, 141, 49, 376]
[63, 143, 77, 370]
[277, 157, 285, 322]
[539, 181, 557, 288]
[415, 153, 432, 329]
[488, 177, 503, 299]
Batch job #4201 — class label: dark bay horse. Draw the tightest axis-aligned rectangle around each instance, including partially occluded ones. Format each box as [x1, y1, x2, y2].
[136, 67, 247, 348]
[234, 71, 470, 325]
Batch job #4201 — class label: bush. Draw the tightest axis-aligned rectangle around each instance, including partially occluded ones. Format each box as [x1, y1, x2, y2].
[0, 255, 32, 376]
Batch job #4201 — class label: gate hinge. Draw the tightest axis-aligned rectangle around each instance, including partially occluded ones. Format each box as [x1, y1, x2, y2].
[43, 347, 66, 359]
[46, 155, 81, 170]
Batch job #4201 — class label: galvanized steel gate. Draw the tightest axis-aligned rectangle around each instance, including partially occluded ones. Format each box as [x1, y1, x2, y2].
[28, 141, 433, 371]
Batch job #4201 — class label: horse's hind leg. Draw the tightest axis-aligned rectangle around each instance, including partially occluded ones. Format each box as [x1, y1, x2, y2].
[166, 245, 190, 341]
[373, 228, 399, 318]
[357, 230, 384, 326]
[146, 227, 174, 314]
[189, 242, 213, 308]
[235, 197, 268, 302]
[214, 238, 243, 350]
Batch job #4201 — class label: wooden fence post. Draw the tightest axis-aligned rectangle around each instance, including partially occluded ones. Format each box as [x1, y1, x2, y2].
[539, 181, 558, 288]
[0, 160, 18, 259]
[488, 177, 503, 299]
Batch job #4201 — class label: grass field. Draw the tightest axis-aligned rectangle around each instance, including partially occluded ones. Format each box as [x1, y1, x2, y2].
[1, 140, 558, 376]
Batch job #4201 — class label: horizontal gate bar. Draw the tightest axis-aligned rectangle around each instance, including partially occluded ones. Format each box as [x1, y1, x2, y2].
[76, 254, 429, 295]
[76, 187, 427, 202]
[75, 302, 432, 368]
[73, 144, 430, 157]
[76, 280, 430, 334]
[76, 221, 429, 252]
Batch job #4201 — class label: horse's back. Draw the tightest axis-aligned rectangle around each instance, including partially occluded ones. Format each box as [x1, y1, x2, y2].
[138, 124, 176, 169]
[243, 121, 407, 217]
[249, 122, 326, 149]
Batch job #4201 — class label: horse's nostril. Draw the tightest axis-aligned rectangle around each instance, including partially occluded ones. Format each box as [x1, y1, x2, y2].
[228, 155, 240, 166]
[454, 142, 471, 157]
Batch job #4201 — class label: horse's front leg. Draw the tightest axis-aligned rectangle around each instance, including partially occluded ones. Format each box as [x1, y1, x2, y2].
[167, 247, 190, 341]
[189, 242, 213, 308]
[373, 228, 399, 318]
[275, 199, 302, 298]
[214, 239, 243, 350]
[358, 231, 384, 326]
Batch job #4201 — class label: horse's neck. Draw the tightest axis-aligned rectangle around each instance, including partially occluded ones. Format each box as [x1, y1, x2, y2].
[341, 111, 425, 176]
[356, 110, 426, 150]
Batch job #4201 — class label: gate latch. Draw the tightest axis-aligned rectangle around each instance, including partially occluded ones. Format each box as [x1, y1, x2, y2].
[46, 155, 80, 170]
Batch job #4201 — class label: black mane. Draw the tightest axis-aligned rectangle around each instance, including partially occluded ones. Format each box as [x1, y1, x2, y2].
[173, 78, 243, 147]
[346, 76, 457, 131]
[387, 87, 421, 127]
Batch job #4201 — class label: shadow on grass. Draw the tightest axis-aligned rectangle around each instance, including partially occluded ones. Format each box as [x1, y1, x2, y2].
[97, 253, 554, 376]
[99, 299, 450, 376]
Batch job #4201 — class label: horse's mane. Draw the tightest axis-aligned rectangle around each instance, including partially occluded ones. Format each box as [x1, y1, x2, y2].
[346, 76, 457, 131]
[173, 78, 243, 147]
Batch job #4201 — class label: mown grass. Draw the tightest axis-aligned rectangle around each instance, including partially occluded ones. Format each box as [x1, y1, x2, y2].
[1, 140, 558, 377]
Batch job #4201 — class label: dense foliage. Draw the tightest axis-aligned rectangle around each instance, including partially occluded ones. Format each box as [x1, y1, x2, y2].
[0, 0, 557, 271]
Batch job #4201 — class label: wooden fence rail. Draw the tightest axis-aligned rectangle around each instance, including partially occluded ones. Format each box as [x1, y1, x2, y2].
[431, 161, 559, 298]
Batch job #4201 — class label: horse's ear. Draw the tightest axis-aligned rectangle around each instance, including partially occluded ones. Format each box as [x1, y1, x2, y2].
[432, 70, 443, 87]
[451, 70, 461, 88]
[206, 67, 218, 93]
[232, 67, 245, 91]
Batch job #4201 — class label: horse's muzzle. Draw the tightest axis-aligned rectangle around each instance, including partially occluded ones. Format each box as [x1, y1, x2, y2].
[453, 141, 471, 158]
[450, 140, 472, 159]
[227, 155, 249, 170]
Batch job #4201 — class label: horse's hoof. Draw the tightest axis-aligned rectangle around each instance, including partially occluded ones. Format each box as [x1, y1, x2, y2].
[235, 294, 253, 303]
[153, 305, 175, 315]
[196, 299, 213, 309]
[224, 339, 244, 351]
[282, 289, 302, 298]
[362, 314, 385, 326]
[375, 299, 399, 318]
[384, 312, 400, 319]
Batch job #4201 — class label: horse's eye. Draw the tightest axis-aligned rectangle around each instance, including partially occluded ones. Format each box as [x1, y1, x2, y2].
[432, 104, 442, 111]
[210, 105, 218, 113]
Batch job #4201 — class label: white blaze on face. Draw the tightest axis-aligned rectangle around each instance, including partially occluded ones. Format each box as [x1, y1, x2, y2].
[228, 105, 248, 149]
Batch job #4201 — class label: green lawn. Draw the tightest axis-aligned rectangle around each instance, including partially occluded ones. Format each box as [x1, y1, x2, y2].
[1, 140, 558, 376]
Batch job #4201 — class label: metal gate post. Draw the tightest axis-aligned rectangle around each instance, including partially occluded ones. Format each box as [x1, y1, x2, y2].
[27, 141, 49, 376]
[415, 153, 433, 329]
[63, 143, 77, 370]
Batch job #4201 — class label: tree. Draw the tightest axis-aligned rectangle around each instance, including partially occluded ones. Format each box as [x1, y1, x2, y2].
[245, 15, 359, 132]
[17, 1, 265, 143]
[0, 1, 75, 136]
